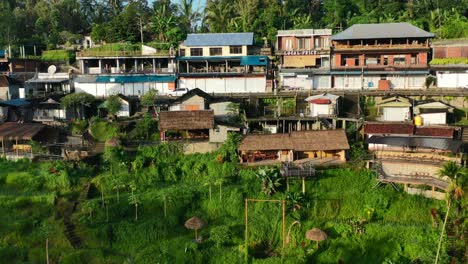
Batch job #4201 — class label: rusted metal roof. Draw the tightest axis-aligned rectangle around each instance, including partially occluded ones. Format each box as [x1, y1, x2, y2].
[0, 122, 45, 140]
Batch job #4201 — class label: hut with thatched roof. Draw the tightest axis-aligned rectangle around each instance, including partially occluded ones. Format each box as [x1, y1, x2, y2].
[305, 227, 328, 247]
[239, 129, 349, 163]
[159, 110, 215, 141]
[184, 216, 206, 240]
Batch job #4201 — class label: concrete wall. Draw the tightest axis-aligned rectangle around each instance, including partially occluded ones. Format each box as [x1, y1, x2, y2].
[209, 101, 232, 118]
[209, 126, 240, 143]
[184, 141, 223, 154]
[75, 81, 171, 97]
[170, 95, 206, 111]
[178, 76, 266, 93]
[436, 71, 468, 88]
[333, 75, 426, 89]
[281, 75, 313, 90]
[420, 112, 446, 125]
[406, 187, 446, 200]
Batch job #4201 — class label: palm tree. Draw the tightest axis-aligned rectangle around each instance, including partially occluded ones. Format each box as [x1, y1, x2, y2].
[204, 0, 234, 32]
[178, 0, 201, 32]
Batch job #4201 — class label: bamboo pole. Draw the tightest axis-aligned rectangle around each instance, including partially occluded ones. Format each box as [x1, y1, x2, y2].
[244, 199, 248, 261]
[282, 200, 286, 251]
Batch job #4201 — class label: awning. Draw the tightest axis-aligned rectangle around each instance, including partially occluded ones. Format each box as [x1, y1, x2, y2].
[367, 136, 462, 153]
[240, 56, 268, 66]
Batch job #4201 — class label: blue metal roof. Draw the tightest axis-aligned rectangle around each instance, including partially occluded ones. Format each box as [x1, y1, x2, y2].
[0, 99, 31, 107]
[95, 75, 176, 83]
[240, 56, 268, 66]
[0, 50, 5, 57]
[183, 33, 254, 47]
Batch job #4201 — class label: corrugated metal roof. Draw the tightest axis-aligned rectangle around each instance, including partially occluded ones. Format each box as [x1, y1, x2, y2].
[240, 56, 268, 66]
[367, 136, 461, 153]
[330, 23, 435, 40]
[183, 33, 254, 47]
[95, 75, 176, 83]
[0, 99, 31, 107]
[305, 93, 340, 102]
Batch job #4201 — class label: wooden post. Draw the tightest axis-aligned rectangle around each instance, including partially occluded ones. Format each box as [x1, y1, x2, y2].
[1, 138, 4, 156]
[286, 176, 289, 191]
[15, 139, 18, 157]
[244, 199, 249, 261]
[46, 237, 49, 264]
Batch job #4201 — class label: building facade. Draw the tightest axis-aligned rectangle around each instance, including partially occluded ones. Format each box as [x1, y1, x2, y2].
[178, 33, 272, 93]
[431, 39, 468, 88]
[330, 23, 434, 90]
[276, 29, 332, 90]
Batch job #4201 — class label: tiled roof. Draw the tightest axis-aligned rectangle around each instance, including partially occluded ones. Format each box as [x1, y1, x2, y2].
[183, 33, 254, 47]
[364, 123, 414, 135]
[414, 127, 454, 138]
[331, 23, 435, 40]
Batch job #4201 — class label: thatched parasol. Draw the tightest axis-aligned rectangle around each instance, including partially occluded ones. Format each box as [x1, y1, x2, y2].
[305, 228, 327, 248]
[105, 138, 121, 147]
[184, 216, 206, 240]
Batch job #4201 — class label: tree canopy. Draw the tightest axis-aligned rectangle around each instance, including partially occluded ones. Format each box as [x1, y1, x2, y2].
[1, 0, 467, 53]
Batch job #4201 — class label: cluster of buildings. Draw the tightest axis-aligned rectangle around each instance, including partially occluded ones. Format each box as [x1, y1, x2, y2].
[0, 22, 466, 199]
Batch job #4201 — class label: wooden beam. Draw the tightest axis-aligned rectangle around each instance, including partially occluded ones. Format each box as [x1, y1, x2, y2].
[244, 199, 249, 261]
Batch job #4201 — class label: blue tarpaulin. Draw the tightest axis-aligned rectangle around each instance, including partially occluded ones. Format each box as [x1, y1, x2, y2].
[96, 75, 176, 83]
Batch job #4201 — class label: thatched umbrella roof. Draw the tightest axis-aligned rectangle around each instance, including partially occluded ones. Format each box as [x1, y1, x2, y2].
[105, 138, 121, 147]
[184, 216, 206, 230]
[305, 228, 327, 242]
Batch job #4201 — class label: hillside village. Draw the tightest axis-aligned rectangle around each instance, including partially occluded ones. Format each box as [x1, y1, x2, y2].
[0, 20, 467, 263]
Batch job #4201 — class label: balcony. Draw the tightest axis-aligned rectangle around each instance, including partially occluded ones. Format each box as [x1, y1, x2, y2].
[332, 64, 428, 71]
[77, 50, 173, 58]
[333, 43, 429, 51]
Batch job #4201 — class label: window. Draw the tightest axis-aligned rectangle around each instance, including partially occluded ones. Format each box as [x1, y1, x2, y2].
[411, 54, 417, 64]
[230, 46, 242, 54]
[210, 47, 222, 56]
[297, 38, 309, 49]
[394, 55, 406, 65]
[285, 39, 292, 50]
[365, 55, 381, 65]
[190, 48, 203, 56]
[383, 55, 389, 65]
[179, 49, 186, 56]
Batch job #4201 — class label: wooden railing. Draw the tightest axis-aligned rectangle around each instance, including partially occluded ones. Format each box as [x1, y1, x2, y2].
[334, 43, 428, 50]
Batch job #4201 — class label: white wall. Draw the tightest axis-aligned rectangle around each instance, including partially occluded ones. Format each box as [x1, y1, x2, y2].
[117, 101, 131, 117]
[75, 81, 170, 97]
[334, 75, 426, 90]
[383, 107, 410, 121]
[421, 112, 446, 125]
[282, 75, 313, 90]
[437, 71, 468, 88]
[310, 103, 333, 117]
[178, 76, 266, 93]
[313, 75, 331, 90]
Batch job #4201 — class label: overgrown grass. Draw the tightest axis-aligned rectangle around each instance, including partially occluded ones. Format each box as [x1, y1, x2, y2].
[89, 120, 119, 142]
[41, 49, 75, 63]
[0, 140, 458, 263]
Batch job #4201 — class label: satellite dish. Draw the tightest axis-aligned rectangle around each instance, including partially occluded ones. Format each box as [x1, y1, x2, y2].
[47, 65, 57, 75]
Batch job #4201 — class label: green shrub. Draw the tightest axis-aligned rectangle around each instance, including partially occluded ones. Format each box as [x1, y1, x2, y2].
[210, 225, 232, 248]
[5, 172, 33, 189]
[90, 120, 119, 142]
[41, 49, 75, 63]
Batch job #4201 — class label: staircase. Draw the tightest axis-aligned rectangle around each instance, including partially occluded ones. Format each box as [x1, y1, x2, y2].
[461, 127, 468, 142]
[62, 182, 92, 249]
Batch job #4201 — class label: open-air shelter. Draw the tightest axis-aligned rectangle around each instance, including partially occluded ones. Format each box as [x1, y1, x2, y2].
[0, 122, 52, 158]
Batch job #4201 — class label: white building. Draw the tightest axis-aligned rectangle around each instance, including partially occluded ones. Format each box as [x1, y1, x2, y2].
[74, 75, 176, 97]
[304, 93, 339, 117]
[377, 96, 412, 122]
[178, 33, 272, 93]
[414, 101, 453, 125]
